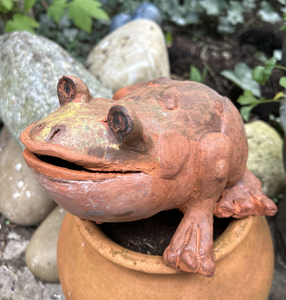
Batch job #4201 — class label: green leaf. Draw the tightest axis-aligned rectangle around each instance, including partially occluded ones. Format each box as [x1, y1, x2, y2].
[1, 0, 13, 11]
[190, 66, 202, 83]
[240, 105, 256, 122]
[48, 0, 67, 24]
[217, 16, 235, 34]
[5, 14, 40, 33]
[258, 1, 282, 24]
[252, 66, 265, 83]
[221, 63, 261, 97]
[237, 90, 259, 105]
[252, 57, 277, 84]
[24, 0, 36, 12]
[199, 0, 227, 16]
[68, 0, 109, 33]
[279, 77, 286, 89]
[227, 1, 245, 25]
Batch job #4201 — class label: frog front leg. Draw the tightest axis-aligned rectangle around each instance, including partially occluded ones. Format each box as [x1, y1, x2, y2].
[214, 169, 277, 218]
[163, 133, 232, 277]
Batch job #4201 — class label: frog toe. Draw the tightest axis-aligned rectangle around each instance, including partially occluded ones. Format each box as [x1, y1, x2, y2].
[163, 248, 179, 270]
[178, 250, 198, 273]
[199, 255, 215, 277]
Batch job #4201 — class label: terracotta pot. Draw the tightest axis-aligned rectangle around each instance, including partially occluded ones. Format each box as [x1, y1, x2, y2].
[58, 213, 274, 300]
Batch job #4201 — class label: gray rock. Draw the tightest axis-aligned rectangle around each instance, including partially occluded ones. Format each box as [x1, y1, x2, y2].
[0, 127, 56, 226]
[0, 265, 66, 300]
[245, 120, 286, 197]
[3, 240, 28, 260]
[86, 19, 170, 93]
[0, 31, 112, 148]
[13, 267, 44, 300]
[25, 206, 66, 282]
[0, 265, 17, 299]
[43, 283, 66, 300]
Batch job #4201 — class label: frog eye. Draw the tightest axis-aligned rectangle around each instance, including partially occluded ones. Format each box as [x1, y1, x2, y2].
[107, 104, 144, 146]
[57, 75, 91, 106]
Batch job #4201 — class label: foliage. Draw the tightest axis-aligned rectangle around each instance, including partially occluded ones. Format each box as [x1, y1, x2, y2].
[189, 65, 207, 84]
[48, 0, 109, 33]
[221, 63, 261, 97]
[102, 0, 286, 34]
[0, 0, 40, 33]
[6, 13, 39, 32]
[0, 0, 109, 34]
[226, 57, 286, 121]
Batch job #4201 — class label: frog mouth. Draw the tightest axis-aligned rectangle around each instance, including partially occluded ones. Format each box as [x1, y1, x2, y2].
[23, 148, 141, 182]
[21, 122, 143, 181]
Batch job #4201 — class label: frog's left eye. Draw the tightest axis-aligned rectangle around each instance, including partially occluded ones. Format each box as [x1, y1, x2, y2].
[57, 75, 91, 106]
[107, 104, 145, 146]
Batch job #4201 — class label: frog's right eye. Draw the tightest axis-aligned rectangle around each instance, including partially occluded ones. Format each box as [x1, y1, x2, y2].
[57, 75, 91, 106]
[107, 104, 147, 148]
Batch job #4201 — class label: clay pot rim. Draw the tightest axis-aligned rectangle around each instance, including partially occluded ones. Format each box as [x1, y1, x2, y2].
[75, 214, 254, 275]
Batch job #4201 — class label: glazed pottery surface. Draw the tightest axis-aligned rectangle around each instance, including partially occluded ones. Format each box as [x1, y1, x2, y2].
[58, 213, 274, 300]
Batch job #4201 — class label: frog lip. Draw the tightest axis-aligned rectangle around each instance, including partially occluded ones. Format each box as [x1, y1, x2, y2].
[23, 148, 141, 182]
[20, 123, 142, 181]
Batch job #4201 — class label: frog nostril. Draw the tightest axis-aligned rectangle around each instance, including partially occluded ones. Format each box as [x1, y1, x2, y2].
[47, 125, 66, 142]
[30, 122, 46, 136]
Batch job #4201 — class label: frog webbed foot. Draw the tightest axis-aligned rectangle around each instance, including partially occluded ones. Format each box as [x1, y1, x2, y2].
[163, 217, 215, 277]
[214, 169, 277, 218]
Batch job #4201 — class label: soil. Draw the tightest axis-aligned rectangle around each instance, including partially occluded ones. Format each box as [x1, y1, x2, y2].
[168, 21, 285, 123]
[100, 210, 231, 255]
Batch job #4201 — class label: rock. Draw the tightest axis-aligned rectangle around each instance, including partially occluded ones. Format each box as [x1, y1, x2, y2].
[25, 206, 66, 282]
[0, 127, 56, 226]
[245, 120, 286, 197]
[131, 3, 162, 26]
[0, 265, 17, 299]
[3, 240, 28, 260]
[110, 13, 131, 32]
[86, 19, 170, 93]
[0, 31, 112, 148]
[0, 265, 66, 300]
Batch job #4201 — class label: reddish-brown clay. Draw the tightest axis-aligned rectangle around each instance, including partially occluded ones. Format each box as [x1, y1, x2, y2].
[57, 213, 274, 300]
[20, 76, 277, 277]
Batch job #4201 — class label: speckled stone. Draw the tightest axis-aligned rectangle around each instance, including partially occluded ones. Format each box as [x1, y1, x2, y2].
[0, 127, 56, 225]
[245, 120, 286, 197]
[86, 19, 170, 93]
[0, 31, 112, 148]
[25, 206, 66, 282]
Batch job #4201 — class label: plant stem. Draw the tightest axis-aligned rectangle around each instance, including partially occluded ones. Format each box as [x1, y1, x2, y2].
[275, 65, 286, 72]
[41, 0, 49, 10]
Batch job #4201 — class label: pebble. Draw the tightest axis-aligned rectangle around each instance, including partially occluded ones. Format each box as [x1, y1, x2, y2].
[3, 240, 28, 260]
[0, 127, 56, 226]
[245, 120, 286, 197]
[0, 31, 112, 148]
[86, 19, 170, 93]
[0, 265, 66, 299]
[25, 206, 66, 282]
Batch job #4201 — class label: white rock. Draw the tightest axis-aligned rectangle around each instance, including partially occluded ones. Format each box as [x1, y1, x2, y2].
[25, 206, 66, 282]
[0, 127, 56, 226]
[245, 120, 286, 197]
[86, 19, 170, 93]
[3, 240, 28, 260]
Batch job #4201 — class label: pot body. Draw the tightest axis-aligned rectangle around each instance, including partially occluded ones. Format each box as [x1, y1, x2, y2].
[58, 213, 274, 300]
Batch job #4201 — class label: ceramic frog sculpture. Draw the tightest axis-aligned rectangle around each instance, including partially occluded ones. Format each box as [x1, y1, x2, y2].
[21, 76, 277, 277]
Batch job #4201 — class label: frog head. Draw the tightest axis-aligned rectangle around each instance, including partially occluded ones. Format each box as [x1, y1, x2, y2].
[20, 76, 192, 222]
